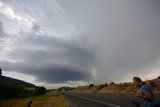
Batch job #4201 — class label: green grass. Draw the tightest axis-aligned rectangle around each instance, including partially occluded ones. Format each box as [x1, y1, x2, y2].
[0, 91, 70, 107]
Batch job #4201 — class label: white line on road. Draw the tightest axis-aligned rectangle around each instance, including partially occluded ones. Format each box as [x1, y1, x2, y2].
[67, 93, 120, 107]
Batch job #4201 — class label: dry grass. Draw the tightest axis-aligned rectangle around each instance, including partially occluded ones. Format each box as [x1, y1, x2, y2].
[0, 91, 70, 107]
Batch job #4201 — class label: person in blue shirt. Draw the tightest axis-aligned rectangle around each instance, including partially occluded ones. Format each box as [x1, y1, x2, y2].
[133, 77, 160, 107]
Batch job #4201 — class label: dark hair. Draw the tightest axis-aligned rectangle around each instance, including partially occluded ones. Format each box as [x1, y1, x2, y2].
[133, 77, 142, 82]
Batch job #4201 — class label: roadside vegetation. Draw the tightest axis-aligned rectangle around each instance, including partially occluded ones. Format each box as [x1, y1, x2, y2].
[0, 83, 47, 99]
[0, 83, 70, 107]
[0, 91, 70, 107]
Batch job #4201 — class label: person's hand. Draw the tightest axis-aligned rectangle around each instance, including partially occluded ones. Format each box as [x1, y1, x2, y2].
[134, 85, 139, 92]
[135, 91, 141, 97]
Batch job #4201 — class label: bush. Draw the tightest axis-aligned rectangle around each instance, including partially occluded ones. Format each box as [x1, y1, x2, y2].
[0, 84, 47, 100]
[109, 82, 115, 85]
[34, 86, 47, 96]
[89, 84, 94, 88]
[0, 84, 25, 99]
[104, 83, 108, 87]
[97, 83, 108, 90]
[149, 82, 157, 88]
[97, 84, 105, 90]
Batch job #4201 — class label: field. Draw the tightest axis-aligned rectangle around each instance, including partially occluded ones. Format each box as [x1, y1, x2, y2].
[0, 91, 70, 107]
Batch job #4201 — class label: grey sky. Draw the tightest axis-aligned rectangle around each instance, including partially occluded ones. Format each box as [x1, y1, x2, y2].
[0, 0, 160, 88]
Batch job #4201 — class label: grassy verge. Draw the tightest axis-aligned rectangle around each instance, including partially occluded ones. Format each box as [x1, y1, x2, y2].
[0, 91, 70, 107]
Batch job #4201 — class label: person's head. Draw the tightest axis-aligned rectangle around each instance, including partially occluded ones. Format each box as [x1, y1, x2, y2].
[133, 77, 142, 86]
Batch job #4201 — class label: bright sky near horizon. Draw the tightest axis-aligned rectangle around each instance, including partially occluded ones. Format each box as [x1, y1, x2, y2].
[0, 0, 160, 89]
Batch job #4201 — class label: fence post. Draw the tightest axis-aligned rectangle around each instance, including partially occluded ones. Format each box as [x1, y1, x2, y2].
[28, 100, 32, 107]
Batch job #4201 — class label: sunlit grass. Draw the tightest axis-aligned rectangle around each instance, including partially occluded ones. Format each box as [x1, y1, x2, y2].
[0, 91, 70, 107]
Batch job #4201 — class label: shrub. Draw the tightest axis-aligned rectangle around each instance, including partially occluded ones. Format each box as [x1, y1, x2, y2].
[149, 82, 157, 88]
[104, 83, 108, 87]
[89, 84, 94, 88]
[34, 86, 47, 96]
[0, 84, 25, 99]
[109, 82, 115, 85]
[0, 84, 47, 100]
[97, 84, 105, 90]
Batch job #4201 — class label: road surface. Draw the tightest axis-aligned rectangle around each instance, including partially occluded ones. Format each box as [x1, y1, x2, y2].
[63, 92, 160, 107]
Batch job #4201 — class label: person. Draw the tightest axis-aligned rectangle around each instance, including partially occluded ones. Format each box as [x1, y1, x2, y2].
[133, 77, 160, 107]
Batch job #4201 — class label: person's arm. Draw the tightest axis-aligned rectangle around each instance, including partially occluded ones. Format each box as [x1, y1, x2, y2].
[135, 91, 152, 100]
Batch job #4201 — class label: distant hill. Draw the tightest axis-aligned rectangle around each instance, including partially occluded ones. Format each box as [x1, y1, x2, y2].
[0, 75, 35, 87]
[71, 77, 160, 93]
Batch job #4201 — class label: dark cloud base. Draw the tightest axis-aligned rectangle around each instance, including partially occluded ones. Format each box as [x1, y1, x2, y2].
[1, 60, 93, 83]
[34, 67, 92, 83]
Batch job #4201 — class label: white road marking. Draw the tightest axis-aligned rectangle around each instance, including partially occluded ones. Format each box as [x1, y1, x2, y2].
[67, 93, 120, 107]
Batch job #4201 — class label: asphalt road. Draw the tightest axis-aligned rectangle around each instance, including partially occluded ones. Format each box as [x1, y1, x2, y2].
[63, 92, 160, 107]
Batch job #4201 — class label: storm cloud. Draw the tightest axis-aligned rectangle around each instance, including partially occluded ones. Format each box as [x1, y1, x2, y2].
[0, 0, 160, 88]
[0, 23, 95, 83]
